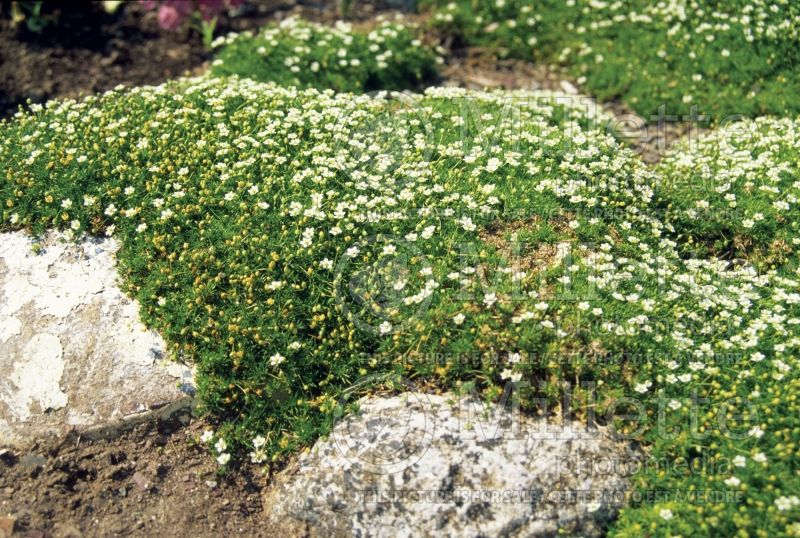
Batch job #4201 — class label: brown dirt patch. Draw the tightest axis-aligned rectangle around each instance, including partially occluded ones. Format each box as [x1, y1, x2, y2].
[0, 416, 275, 538]
[440, 48, 575, 93]
[0, 0, 412, 119]
[479, 215, 575, 273]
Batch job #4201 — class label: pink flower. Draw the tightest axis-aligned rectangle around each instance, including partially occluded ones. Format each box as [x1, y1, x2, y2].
[144, 0, 245, 32]
[157, 4, 183, 30]
[155, 1, 193, 31]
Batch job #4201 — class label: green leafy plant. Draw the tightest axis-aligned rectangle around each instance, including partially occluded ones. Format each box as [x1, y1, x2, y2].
[8, 1, 49, 32]
[655, 117, 800, 272]
[210, 16, 441, 92]
[338, 0, 355, 18]
[1, 76, 799, 536]
[425, 0, 800, 122]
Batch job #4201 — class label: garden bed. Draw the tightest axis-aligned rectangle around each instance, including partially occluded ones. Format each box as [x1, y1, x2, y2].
[1, 2, 799, 537]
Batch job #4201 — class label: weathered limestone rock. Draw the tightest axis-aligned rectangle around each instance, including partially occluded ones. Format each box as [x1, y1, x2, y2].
[265, 392, 642, 537]
[0, 231, 194, 448]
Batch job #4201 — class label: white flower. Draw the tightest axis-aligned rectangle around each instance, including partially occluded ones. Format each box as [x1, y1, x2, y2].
[61, 199, 73, 209]
[775, 496, 800, 511]
[379, 321, 393, 335]
[723, 476, 741, 487]
[200, 430, 214, 443]
[252, 435, 267, 449]
[733, 456, 746, 467]
[248, 185, 259, 195]
[634, 380, 652, 394]
[214, 438, 227, 453]
[270, 353, 286, 367]
[300, 227, 315, 248]
[500, 368, 522, 382]
[383, 244, 397, 255]
[319, 258, 334, 270]
[483, 292, 497, 307]
[420, 225, 436, 239]
[453, 313, 466, 325]
[216, 453, 231, 465]
[659, 508, 673, 520]
[458, 216, 476, 232]
[250, 450, 267, 464]
[753, 452, 767, 463]
[748, 426, 764, 439]
[668, 399, 681, 410]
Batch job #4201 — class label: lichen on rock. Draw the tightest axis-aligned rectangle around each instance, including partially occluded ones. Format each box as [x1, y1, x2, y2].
[0, 230, 194, 448]
[265, 392, 642, 537]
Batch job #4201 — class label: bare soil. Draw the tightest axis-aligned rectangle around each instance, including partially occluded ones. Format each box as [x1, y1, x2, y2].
[0, 0, 358, 118]
[0, 416, 274, 538]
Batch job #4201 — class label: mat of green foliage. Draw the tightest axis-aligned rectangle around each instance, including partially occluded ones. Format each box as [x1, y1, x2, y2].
[2, 75, 800, 536]
[211, 16, 440, 92]
[426, 0, 800, 122]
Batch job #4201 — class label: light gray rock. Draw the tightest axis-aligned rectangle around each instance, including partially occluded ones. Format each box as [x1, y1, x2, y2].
[265, 392, 642, 537]
[0, 231, 194, 448]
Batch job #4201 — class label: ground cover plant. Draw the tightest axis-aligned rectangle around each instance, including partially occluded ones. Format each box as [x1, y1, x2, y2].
[655, 117, 800, 272]
[210, 16, 440, 92]
[2, 74, 800, 536]
[426, 0, 800, 122]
